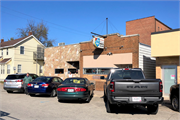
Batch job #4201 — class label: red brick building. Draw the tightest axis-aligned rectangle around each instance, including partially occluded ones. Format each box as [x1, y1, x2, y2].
[126, 16, 172, 46]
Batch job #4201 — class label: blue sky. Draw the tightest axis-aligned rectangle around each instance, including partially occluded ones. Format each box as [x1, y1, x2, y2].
[1, 1, 179, 46]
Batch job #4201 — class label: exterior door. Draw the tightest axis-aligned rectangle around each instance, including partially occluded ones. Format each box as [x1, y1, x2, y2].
[162, 65, 177, 96]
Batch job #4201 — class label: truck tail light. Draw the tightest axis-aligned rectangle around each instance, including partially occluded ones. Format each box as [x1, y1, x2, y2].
[124, 68, 129, 70]
[4, 80, 7, 82]
[16, 79, 23, 82]
[110, 82, 115, 92]
[42, 84, 49, 88]
[57, 87, 86, 92]
[159, 82, 163, 92]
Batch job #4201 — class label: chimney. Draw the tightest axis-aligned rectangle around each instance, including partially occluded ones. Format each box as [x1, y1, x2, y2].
[1, 39, 4, 43]
[28, 31, 33, 36]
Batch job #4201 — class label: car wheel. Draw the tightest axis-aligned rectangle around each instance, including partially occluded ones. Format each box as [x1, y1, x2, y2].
[147, 104, 159, 114]
[103, 91, 107, 102]
[7, 90, 13, 93]
[50, 89, 56, 97]
[29, 94, 35, 97]
[171, 95, 179, 111]
[85, 93, 91, 103]
[106, 98, 115, 113]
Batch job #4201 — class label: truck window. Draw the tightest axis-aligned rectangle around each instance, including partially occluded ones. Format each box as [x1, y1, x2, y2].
[111, 70, 144, 79]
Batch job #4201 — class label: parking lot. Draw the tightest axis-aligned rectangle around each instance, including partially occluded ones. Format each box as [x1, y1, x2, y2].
[0, 83, 179, 120]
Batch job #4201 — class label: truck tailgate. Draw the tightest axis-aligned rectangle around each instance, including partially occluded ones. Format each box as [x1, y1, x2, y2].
[113, 79, 162, 97]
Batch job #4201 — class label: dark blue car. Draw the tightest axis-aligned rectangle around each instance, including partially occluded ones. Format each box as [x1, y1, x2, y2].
[28, 76, 63, 97]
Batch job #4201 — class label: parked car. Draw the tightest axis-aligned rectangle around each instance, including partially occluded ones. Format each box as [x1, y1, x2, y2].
[57, 77, 95, 103]
[28, 76, 63, 97]
[4, 73, 38, 93]
[102, 68, 163, 114]
[170, 84, 179, 111]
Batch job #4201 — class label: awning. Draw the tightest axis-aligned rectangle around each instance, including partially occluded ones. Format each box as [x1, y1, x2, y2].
[0, 58, 11, 64]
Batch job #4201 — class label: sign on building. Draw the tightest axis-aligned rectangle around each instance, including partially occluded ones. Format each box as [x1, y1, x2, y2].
[93, 37, 104, 49]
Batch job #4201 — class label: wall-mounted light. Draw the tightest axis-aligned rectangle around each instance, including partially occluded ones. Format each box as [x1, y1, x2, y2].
[80, 50, 82, 52]
[107, 52, 112, 55]
[120, 45, 123, 49]
[104, 47, 107, 51]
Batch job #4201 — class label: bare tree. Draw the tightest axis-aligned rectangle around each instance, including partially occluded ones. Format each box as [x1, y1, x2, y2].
[17, 20, 55, 47]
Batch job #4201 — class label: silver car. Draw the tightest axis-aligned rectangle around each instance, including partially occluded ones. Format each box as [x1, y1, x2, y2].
[4, 73, 38, 93]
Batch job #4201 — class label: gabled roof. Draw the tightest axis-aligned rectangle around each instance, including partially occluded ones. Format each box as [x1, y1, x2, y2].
[0, 35, 45, 48]
[0, 36, 27, 47]
[0, 58, 11, 64]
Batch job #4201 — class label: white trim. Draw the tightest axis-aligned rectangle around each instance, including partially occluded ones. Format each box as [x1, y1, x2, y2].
[121, 34, 139, 38]
[0, 35, 45, 49]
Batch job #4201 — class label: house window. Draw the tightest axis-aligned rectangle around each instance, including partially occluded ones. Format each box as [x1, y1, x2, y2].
[1, 49, 3, 56]
[20, 46, 24, 54]
[1, 65, 5, 74]
[83, 68, 111, 74]
[17, 65, 21, 73]
[55, 69, 64, 74]
[7, 48, 8, 55]
[68, 69, 78, 74]
[7, 65, 10, 74]
[158, 27, 159, 31]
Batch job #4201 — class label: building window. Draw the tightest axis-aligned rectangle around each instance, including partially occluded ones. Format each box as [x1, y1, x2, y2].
[1, 65, 5, 74]
[7, 48, 8, 55]
[158, 27, 159, 31]
[17, 65, 21, 73]
[68, 69, 78, 74]
[83, 68, 111, 74]
[7, 65, 10, 74]
[20, 46, 24, 54]
[1, 49, 3, 56]
[55, 69, 64, 74]
[39, 65, 43, 73]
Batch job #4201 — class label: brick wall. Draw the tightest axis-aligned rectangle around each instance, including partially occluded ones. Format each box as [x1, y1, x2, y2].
[80, 34, 140, 90]
[155, 19, 171, 32]
[44, 44, 80, 80]
[126, 16, 171, 46]
[156, 56, 180, 84]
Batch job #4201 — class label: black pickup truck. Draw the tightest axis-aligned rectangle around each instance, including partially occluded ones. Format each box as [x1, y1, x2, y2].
[102, 68, 163, 114]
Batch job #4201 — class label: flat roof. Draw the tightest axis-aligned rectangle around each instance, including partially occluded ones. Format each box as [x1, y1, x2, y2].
[151, 28, 180, 35]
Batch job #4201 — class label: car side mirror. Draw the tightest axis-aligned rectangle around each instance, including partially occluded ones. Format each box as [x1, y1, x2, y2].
[90, 82, 94, 85]
[100, 76, 105, 79]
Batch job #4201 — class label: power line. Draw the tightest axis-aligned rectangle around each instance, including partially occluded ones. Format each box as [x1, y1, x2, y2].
[2, 6, 90, 36]
[109, 20, 120, 33]
[2, 11, 89, 37]
[92, 19, 106, 32]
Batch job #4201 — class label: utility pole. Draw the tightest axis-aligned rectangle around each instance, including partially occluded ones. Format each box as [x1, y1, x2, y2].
[106, 18, 108, 35]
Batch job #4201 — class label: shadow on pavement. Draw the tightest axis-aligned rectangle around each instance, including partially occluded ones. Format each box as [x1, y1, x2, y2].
[161, 100, 175, 111]
[0, 110, 20, 120]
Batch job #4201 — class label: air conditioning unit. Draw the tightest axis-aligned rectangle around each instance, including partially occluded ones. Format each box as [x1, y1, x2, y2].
[58, 42, 65, 46]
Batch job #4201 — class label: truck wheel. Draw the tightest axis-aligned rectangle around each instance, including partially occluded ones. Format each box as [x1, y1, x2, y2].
[106, 99, 115, 113]
[103, 91, 107, 102]
[147, 104, 159, 114]
[7, 90, 13, 93]
[29, 94, 35, 97]
[171, 95, 179, 111]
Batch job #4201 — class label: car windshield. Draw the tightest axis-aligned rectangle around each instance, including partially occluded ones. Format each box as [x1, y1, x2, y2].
[6, 75, 26, 79]
[62, 78, 85, 84]
[111, 70, 144, 79]
[33, 77, 51, 82]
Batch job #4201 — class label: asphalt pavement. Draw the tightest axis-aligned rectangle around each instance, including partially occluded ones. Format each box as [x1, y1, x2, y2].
[0, 83, 179, 120]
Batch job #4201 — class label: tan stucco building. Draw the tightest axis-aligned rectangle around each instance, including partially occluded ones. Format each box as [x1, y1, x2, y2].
[44, 44, 80, 79]
[151, 29, 180, 97]
[0, 32, 45, 81]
